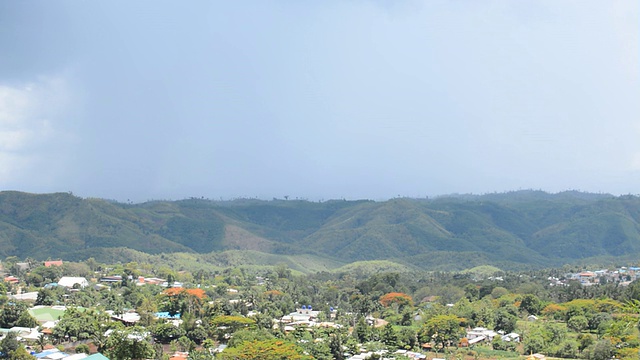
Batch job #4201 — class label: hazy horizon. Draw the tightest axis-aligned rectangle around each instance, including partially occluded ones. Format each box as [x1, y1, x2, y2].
[1, 1, 638, 202]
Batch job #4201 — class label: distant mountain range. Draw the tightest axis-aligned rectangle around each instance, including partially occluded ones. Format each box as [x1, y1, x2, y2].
[1, 190, 640, 271]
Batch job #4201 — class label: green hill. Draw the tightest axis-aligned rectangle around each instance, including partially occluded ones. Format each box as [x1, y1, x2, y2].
[1, 190, 640, 270]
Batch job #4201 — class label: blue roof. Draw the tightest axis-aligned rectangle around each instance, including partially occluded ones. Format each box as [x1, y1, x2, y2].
[34, 350, 69, 358]
[155, 312, 181, 319]
[85, 354, 110, 360]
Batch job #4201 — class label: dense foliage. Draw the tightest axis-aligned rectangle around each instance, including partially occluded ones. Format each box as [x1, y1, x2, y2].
[1, 255, 640, 359]
[4, 191, 640, 271]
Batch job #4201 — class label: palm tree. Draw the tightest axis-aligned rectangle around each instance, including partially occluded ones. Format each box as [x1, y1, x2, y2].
[36, 333, 48, 352]
[92, 329, 108, 353]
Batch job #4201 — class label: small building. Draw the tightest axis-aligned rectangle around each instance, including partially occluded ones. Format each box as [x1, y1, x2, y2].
[100, 276, 122, 283]
[107, 310, 140, 325]
[4, 276, 19, 284]
[43, 260, 63, 267]
[57, 277, 89, 289]
[527, 354, 546, 360]
[169, 352, 188, 360]
[501, 332, 520, 342]
[15, 262, 30, 272]
[10, 292, 38, 301]
[466, 327, 497, 341]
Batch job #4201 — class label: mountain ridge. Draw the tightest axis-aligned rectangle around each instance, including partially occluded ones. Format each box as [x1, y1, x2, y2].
[0, 190, 637, 270]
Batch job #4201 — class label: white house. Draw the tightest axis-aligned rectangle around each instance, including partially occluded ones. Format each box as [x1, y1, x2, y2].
[466, 327, 497, 340]
[501, 332, 520, 342]
[58, 277, 89, 289]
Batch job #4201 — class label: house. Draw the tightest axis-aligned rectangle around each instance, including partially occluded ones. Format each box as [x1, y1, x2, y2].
[169, 352, 188, 360]
[99, 276, 122, 283]
[107, 310, 140, 325]
[137, 277, 165, 286]
[84, 354, 109, 360]
[43, 260, 63, 267]
[364, 315, 388, 328]
[57, 277, 89, 289]
[155, 312, 181, 320]
[466, 327, 497, 342]
[15, 262, 30, 272]
[527, 354, 546, 360]
[578, 271, 596, 285]
[4, 276, 19, 284]
[10, 292, 38, 301]
[501, 332, 520, 342]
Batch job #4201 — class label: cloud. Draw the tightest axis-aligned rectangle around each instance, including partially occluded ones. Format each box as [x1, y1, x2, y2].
[0, 75, 72, 186]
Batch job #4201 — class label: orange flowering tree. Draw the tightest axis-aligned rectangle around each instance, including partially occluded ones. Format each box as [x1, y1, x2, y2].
[379, 292, 413, 308]
[160, 288, 206, 316]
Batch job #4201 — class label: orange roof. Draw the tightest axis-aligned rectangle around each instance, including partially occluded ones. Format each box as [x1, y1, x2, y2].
[44, 260, 63, 267]
[169, 352, 189, 360]
[163, 288, 206, 299]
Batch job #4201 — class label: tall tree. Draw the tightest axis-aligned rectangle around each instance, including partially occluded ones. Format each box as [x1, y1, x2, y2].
[418, 314, 463, 350]
[104, 327, 155, 360]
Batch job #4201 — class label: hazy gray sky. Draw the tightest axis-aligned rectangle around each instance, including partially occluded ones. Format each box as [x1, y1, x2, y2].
[0, 1, 638, 202]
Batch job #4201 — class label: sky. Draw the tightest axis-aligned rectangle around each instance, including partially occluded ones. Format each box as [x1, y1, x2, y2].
[0, 1, 638, 202]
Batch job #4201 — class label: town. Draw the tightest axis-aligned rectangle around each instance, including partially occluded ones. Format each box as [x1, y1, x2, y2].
[0, 258, 639, 360]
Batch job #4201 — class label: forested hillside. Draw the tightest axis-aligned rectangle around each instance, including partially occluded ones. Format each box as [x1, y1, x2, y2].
[1, 190, 639, 270]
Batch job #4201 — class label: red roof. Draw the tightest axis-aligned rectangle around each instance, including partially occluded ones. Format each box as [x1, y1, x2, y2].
[44, 260, 63, 267]
[169, 352, 189, 360]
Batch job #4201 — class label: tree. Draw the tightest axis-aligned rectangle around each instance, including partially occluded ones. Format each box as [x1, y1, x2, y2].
[519, 294, 542, 315]
[53, 308, 106, 342]
[217, 339, 312, 360]
[523, 333, 545, 354]
[152, 322, 186, 344]
[14, 310, 36, 329]
[0, 332, 20, 358]
[553, 340, 577, 359]
[463, 284, 479, 301]
[104, 327, 155, 360]
[577, 333, 594, 353]
[542, 322, 566, 344]
[0, 303, 30, 328]
[75, 344, 90, 354]
[493, 309, 517, 334]
[396, 327, 417, 350]
[493, 335, 516, 352]
[35, 289, 56, 306]
[567, 315, 588, 332]
[354, 317, 371, 343]
[186, 326, 208, 345]
[228, 329, 274, 348]
[35, 334, 48, 353]
[490, 287, 509, 299]
[381, 323, 397, 347]
[210, 315, 255, 331]
[329, 331, 345, 360]
[418, 314, 463, 350]
[176, 336, 195, 352]
[379, 293, 413, 309]
[6, 347, 34, 360]
[585, 339, 614, 360]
